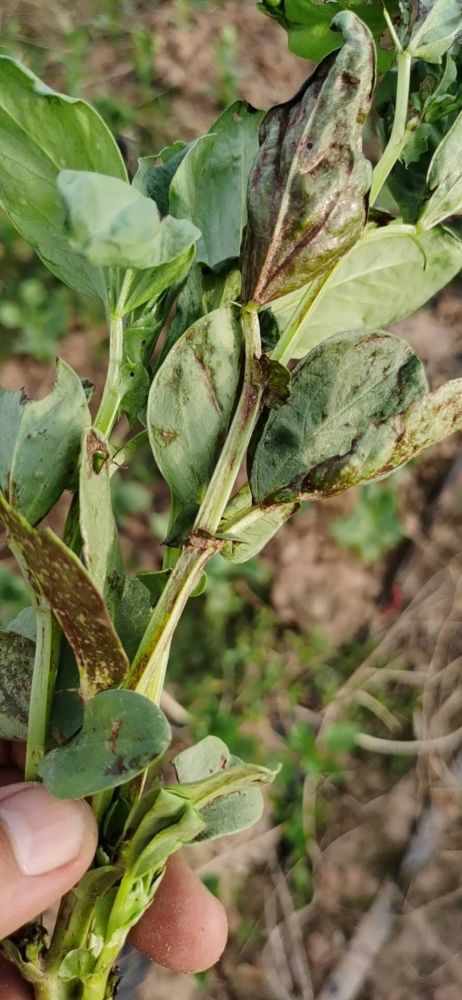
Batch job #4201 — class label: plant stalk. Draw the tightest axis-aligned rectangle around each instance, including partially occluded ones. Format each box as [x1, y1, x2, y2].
[93, 312, 125, 440]
[129, 306, 263, 700]
[24, 603, 56, 781]
[370, 49, 412, 206]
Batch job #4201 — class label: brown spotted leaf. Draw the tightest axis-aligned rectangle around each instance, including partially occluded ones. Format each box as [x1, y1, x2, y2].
[303, 378, 462, 497]
[250, 330, 428, 503]
[0, 628, 34, 740]
[0, 493, 129, 698]
[241, 10, 375, 306]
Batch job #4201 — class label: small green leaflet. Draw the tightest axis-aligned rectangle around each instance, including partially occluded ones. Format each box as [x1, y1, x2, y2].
[148, 307, 243, 504]
[172, 736, 266, 840]
[58, 171, 200, 295]
[0, 629, 34, 740]
[0, 360, 90, 525]
[133, 140, 192, 216]
[250, 330, 428, 503]
[258, 0, 400, 66]
[79, 428, 124, 620]
[0, 57, 126, 298]
[169, 101, 264, 268]
[408, 0, 462, 64]
[420, 110, 462, 229]
[39, 690, 171, 799]
[270, 224, 462, 359]
[0, 493, 129, 698]
[303, 377, 462, 497]
[241, 12, 375, 305]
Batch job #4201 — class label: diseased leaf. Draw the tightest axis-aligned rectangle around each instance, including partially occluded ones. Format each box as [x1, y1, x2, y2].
[270, 224, 462, 358]
[173, 736, 230, 782]
[39, 690, 171, 799]
[58, 171, 200, 286]
[303, 377, 462, 496]
[258, 0, 399, 65]
[79, 428, 124, 620]
[170, 102, 264, 268]
[0, 494, 129, 697]
[0, 360, 90, 525]
[0, 629, 34, 740]
[156, 263, 241, 369]
[409, 0, 462, 64]
[133, 141, 192, 216]
[148, 307, 243, 504]
[172, 737, 264, 840]
[115, 577, 152, 661]
[220, 485, 297, 563]
[250, 330, 428, 503]
[260, 356, 291, 410]
[420, 110, 462, 228]
[0, 57, 126, 298]
[241, 11, 375, 305]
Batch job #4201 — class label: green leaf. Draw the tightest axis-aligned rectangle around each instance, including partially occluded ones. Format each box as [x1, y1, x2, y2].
[0, 494, 129, 698]
[58, 170, 200, 278]
[241, 12, 375, 305]
[420, 110, 462, 228]
[169, 759, 276, 810]
[260, 356, 292, 410]
[115, 576, 152, 661]
[172, 737, 264, 841]
[156, 263, 241, 368]
[6, 606, 36, 641]
[0, 56, 126, 298]
[0, 360, 90, 525]
[303, 376, 462, 497]
[258, 0, 399, 65]
[148, 306, 243, 504]
[170, 101, 264, 268]
[220, 484, 297, 563]
[250, 330, 428, 503]
[40, 690, 171, 799]
[123, 788, 205, 881]
[58, 949, 93, 983]
[0, 629, 34, 740]
[409, 0, 462, 64]
[79, 429, 124, 619]
[173, 735, 231, 782]
[133, 141, 192, 216]
[270, 224, 462, 358]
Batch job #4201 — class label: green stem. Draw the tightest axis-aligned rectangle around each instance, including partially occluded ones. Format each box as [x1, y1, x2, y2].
[93, 312, 124, 439]
[33, 981, 74, 1000]
[370, 49, 412, 206]
[129, 306, 263, 700]
[270, 275, 329, 366]
[194, 306, 263, 533]
[25, 604, 57, 781]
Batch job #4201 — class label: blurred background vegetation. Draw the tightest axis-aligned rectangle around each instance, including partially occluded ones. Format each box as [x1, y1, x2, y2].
[2, 3, 462, 998]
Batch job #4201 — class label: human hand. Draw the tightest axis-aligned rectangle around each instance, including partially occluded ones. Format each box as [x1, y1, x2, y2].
[0, 740, 228, 998]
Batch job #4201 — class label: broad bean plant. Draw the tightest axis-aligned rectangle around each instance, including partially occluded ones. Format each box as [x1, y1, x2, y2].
[0, 1, 462, 996]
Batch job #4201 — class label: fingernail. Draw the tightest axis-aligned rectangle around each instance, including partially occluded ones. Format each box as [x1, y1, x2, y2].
[0, 785, 87, 876]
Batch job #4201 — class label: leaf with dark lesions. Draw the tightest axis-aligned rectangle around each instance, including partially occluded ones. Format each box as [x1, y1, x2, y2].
[250, 330, 428, 503]
[39, 690, 171, 798]
[0, 493, 129, 698]
[303, 377, 462, 497]
[148, 307, 242, 504]
[241, 11, 375, 306]
[0, 360, 90, 525]
[0, 629, 34, 740]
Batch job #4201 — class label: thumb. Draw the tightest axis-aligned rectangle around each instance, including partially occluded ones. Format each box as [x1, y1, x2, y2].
[0, 782, 97, 938]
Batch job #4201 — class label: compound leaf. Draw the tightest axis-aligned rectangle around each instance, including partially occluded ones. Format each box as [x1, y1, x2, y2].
[39, 690, 171, 798]
[170, 101, 264, 268]
[148, 307, 242, 504]
[241, 11, 375, 305]
[0, 56, 126, 298]
[0, 494, 129, 697]
[0, 360, 90, 525]
[250, 330, 428, 502]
